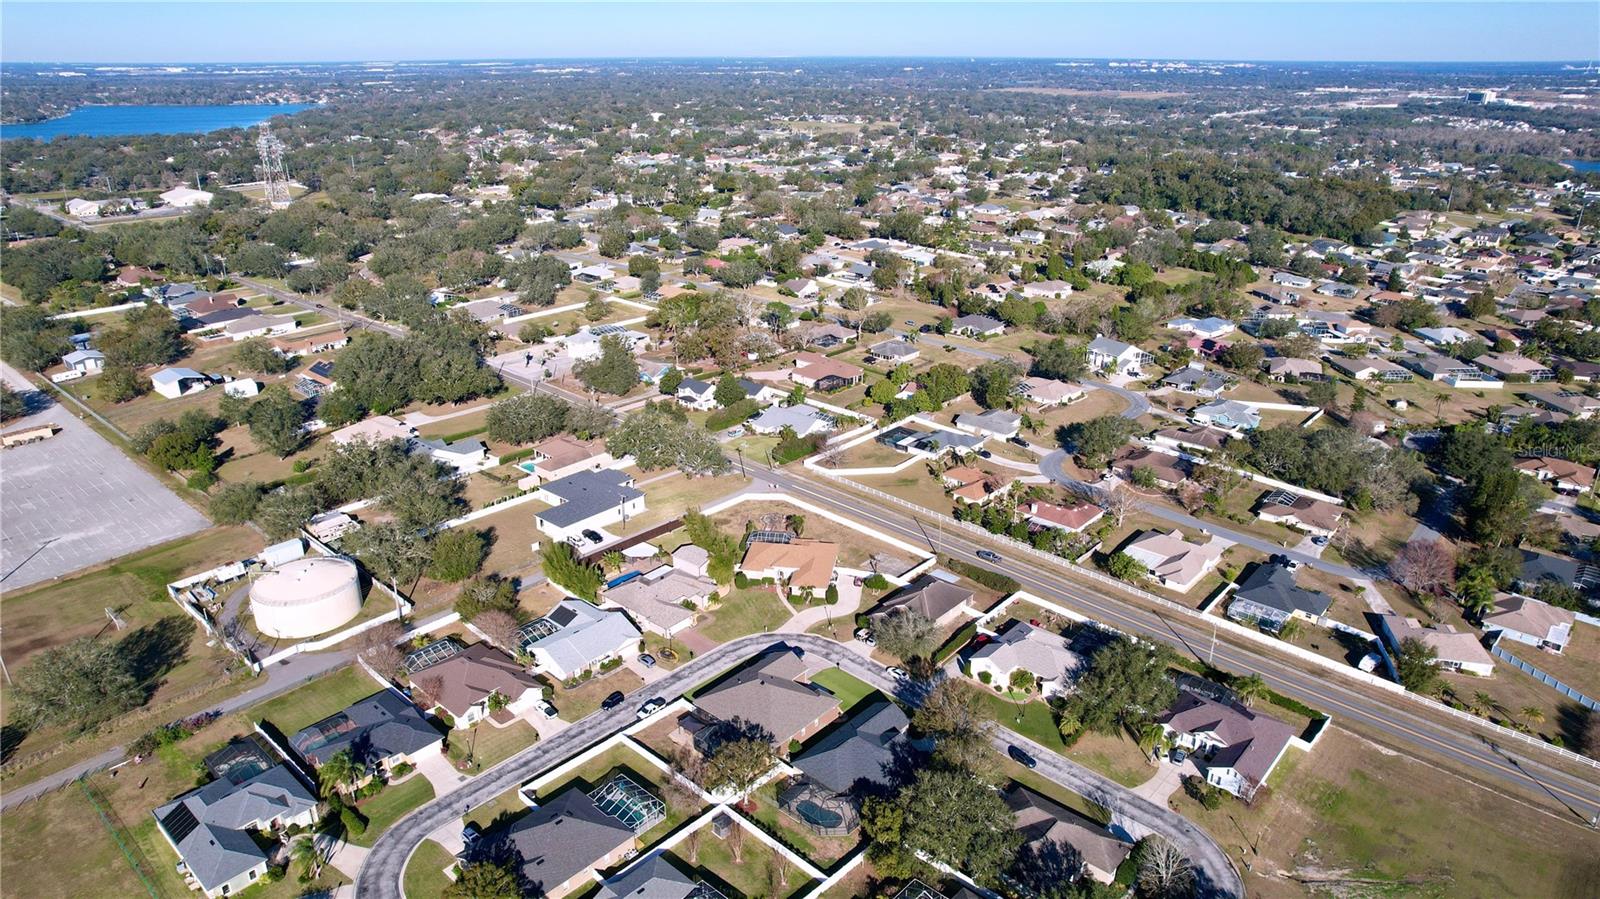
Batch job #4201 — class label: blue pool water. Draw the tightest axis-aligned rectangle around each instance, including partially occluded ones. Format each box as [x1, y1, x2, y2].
[1564, 159, 1600, 173]
[1, 103, 316, 140]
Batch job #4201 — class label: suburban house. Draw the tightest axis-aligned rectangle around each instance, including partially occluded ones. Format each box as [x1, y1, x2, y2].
[1254, 490, 1345, 538]
[1272, 272, 1314, 289]
[1190, 399, 1260, 431]
[331, 415, 416, 446]
[783, 352, 863, 391]
[950, 313, 1006, 337]
[1004, 784, 1134, 885]
[1226, 562, 1332, 632]
[954, 409, 1022, 440]
[748, 404, 834, 438]
[941, 466, 1013, 505]
[1119, 529, 1228, 593]
[153, 764, 319, 898]
[596, 853, 723, 899]
[679, 648, 841, 754]
[1156, 692, 1297, 800]
[780, 700, 916, 834]
[1514, 456, 1596, 494]
[1024, 500, 1104, 533]
[224, 314, 299, 342]
[1161, 364, 1231, 398]
[290, 690, 445, 778]
[407, 643, 543, 729]
[495, 779, 659, 899]
[1515, 549, 1600, 593]
[271, 328, 350, 358]
[415, 436, 499, 474]
[1328, 357, 1412, 382]
[601, 565, 717, 636]
[1153, 426, 1230, 454]
[1263, 357, 1324, 382]
[1021, 279, 1074, 299]
[1377, 614, 1496, 677]
[870, 574, 976, 629]
[1527, 390, 1600, 420]
[870, 339, 921, 363]
[518, 434, 616, 488]
[1086, 336, 1153, 377]
[522, 599, 642, 681]
[738, 539, 839, 597]
[1021, 376, 1087, 407]
[675, 378, 719, 410]
[969, 620, 1082, 696]
[532, 469, 646, 544]
[1476, 352, 1554, 383]
[1166, 316, 1237, 340]
[1111, 447, 1190, 488]
[1482, 594, 1575, 654]
[151, 367, 211, 399]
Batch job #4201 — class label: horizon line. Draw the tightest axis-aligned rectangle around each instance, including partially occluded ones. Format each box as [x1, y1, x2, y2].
[5, 55, 1596, 66]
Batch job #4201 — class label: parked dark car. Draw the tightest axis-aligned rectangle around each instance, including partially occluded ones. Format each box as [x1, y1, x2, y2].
[582, 529, 604, 544]
[601, 691, 626, 710]
[1008, 745, 1037, 769]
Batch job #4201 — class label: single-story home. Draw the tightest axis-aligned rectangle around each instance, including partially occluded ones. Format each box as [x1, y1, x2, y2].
[681, 648, 841, 754]
[1254, 490, 1344, 537]
[1024, 500, 1104, 533]
[271, 328, 350, 358]
[1482, 594, 1575, 654]
[1119, 529, 1228, 593]
[415, 436, 499, 474]
[870, 574, 976, 629]
[523, 599, 642, 681]
[970, 620, 1082, 697]
[1111, 447, 1189, 488]
[1514, 456, 1596, 494]
[1162, 365, 1231, 398]
[331, 415, 416, 446]
[954, 409, 1022, 440]
[1021, 376, 1087, 407]
[1004, 784, 1134, 885]
[738, 539, 839, 597]
[870, 339, 921, 363]
[408, 643, 543, 728]
[532, 469, 646, 544]
[950, 314, 1006, 337]
[1226, 562, 1331, 633]
[601, 565, 717, 636]
[153, 764, 319, 898]
[496, 780, 649, 899]
[1167, 317, 1237, 340]
[519, 434, 615, 487]
[1086, 336, 1153, 376]
[1190, 399, 1260, 431]
[780, 700, 915, 834]
[1377, 614, 1496, 677]
[290, 689, 445, 777]
[1263, 357, 1324, 382]
[749, 404, 834, 438]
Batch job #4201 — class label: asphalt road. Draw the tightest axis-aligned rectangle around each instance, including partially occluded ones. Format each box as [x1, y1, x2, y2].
[759, 467, 1600, 824]
[234, 276, 406, 338]
[354, 633, 1243, 899]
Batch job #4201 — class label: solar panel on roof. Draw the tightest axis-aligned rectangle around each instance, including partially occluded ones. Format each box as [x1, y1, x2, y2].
[160, 803, 201, 844]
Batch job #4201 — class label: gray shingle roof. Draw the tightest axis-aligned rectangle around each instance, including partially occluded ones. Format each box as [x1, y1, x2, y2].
[153, 764, 317, 893]
[1232, 563, 1331, 618]
[792, 700, 910, 795]
[503, 787, 635, 894]
[536, 469, 643, 529]
[289, 689, 443, 768]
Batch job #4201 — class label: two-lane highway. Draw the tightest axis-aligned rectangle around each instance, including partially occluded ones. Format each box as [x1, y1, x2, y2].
[759, 466, 1600, 824]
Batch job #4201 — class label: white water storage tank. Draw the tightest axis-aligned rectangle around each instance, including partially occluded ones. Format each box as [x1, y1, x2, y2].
[249, 556, 362, 639]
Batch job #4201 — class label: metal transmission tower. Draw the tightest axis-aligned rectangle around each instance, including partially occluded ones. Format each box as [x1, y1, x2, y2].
[256, 125, 292, 208]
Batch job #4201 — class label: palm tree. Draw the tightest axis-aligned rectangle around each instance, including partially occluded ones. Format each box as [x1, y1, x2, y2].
[317, 749, 359, 798]
[601, 550, 625, 573]
[1521, 706, 1546, 724]
[1233, 673, 1267, 707]
[290, 836, 321, 882]
[1473, 691, 1499, 716]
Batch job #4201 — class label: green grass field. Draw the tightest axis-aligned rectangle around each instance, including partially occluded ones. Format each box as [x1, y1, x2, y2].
[252, 665, 381, 735]
[808, 668, 881, 714]
[349, 775, 436, 847]
[697, 588, 793, 643]
[402, 839, 459, 898]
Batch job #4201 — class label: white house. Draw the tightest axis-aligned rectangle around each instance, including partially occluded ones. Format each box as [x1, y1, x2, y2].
[969, 621, 1083, 697]
[748, 404, 834, 437]
[522, 599, 642, 681]
[1086, 336, 1153, 377]
[225, 314, 299, 342]
[1166, 317, 1237, 340]
[1120, 529, 1227, 593]
[532, 469, 646, 544]
[62, 348, 106, 374]
[1378, 614, 1496, 677]
[675, 378, 719, 410]
[1481, 594, 1575, 654]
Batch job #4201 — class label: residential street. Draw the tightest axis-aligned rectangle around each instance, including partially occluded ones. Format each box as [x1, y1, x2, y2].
[353, 632, 1244, 899]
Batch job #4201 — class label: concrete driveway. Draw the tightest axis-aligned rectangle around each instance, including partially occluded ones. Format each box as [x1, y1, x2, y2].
[1131, 755, 1201, 808]
[414, 748, 470, 794]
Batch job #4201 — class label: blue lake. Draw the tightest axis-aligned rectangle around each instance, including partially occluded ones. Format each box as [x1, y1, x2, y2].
[1565, 159, 1600, 173]
[1, 103, 316, 140]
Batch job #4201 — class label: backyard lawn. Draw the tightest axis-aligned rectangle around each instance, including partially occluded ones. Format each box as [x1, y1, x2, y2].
[971, 689, 1153, 788]
[696, 587, 794, 643]
[253, 664, 383, 734]
[808, 668, 882, 715]
[663, 837, 816, 899]
[746, 780, 862, 869]
[349, 775, 436, 846]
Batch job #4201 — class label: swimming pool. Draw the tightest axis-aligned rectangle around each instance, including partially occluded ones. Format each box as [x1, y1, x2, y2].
[795, 799, 845, 829]
[517, 461, 538, 474]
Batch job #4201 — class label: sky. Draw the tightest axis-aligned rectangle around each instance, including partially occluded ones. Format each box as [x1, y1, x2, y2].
[2, 1, 1597, 64]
